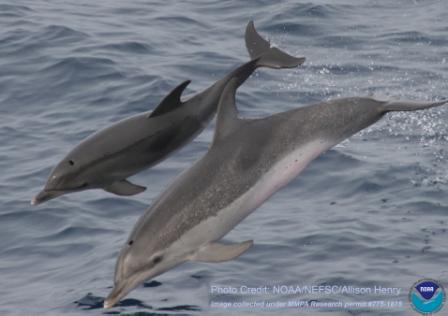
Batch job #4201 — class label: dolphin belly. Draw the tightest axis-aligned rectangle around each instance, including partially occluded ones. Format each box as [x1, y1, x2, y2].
[176, 139, 333, 255]
[242, 139, 333, 215]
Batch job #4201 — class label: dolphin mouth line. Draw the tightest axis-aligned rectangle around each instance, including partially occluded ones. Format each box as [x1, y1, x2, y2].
[31, 183, 90, 205]
[104, 277, 137, 309]
[43, 182, 89, 193]
[104, 266, 168, 309]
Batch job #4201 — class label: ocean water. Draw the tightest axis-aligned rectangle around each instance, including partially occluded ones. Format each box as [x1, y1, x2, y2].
[1, 0, 448, 315]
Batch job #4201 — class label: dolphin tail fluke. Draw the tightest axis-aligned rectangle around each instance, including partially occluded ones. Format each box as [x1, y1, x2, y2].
[384, 100, 447, 112]
[245, 21, 270, 59]
[257, 47, 305, 69]
[221, 21, 304, 93]
[245, 21, 305, 69]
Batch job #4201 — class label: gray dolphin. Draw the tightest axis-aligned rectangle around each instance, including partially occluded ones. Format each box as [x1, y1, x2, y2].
[31, 21, 305, 205]
[104, 75, 446, 307]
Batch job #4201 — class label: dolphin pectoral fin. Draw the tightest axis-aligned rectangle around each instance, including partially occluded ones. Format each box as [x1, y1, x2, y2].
[104, 180, 146, 196]
[148, 80, 191, 118]
[192, 240, 253, 263]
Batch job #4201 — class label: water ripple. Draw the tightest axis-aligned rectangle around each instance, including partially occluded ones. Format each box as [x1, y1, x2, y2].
[1, 1, 448, 316]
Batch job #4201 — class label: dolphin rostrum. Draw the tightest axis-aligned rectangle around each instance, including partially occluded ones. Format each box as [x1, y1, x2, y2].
[31, 21, 305, 205]
[103, 76, 446, 308]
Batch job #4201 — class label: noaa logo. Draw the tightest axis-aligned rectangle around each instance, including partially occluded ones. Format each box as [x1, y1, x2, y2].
[409, 279, 445, 314]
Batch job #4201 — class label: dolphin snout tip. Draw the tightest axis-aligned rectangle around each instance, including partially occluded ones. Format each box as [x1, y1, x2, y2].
[103, 296, 121, 309]
[30, 189, 63, 205]
[30, 196, 39, 206]
[30, 192, 46, 206]
[103, 288, 120, 309]
[104, 282, 132, 309]
[103, 299, 113, 309]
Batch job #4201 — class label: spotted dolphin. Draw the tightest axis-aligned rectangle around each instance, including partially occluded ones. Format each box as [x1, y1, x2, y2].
[103, 76, 446, 308]
[31, 21, 305, 205]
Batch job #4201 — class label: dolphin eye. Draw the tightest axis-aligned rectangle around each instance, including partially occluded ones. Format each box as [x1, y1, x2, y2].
[68, 160, 75, 166]
[128, 240, 134, 246]
[152, 256, 163, 264]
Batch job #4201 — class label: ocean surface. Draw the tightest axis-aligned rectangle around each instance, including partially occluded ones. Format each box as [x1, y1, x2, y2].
[1, 0, 448, 315]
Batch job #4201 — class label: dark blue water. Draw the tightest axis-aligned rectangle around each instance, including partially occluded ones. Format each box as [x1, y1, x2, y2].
[1, 0, 448, 315]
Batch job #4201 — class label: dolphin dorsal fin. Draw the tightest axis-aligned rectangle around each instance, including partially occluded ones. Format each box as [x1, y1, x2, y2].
[212, 78, 242, 144]
[148, 80, 191, 118]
